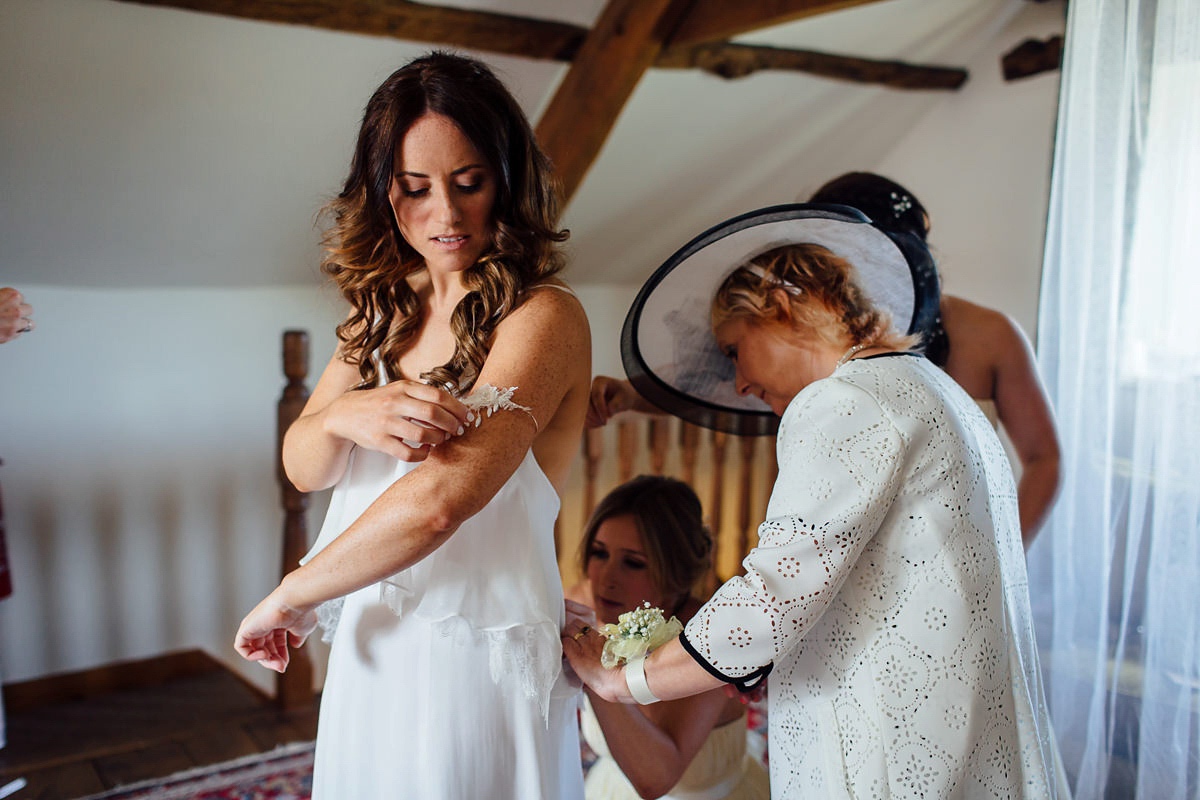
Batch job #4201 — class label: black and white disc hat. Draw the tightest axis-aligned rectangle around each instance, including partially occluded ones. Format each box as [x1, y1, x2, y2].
[620, 203, 940, 436]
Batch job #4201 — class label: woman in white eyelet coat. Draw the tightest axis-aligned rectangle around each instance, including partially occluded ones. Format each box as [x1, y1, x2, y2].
[564, 241, 1068, 799]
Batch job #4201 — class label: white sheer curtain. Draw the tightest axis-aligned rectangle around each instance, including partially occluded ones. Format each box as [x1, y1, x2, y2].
[1027, 0, 1200, 798]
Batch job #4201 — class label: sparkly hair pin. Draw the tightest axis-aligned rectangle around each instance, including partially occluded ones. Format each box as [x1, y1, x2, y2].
[890, 191, 913, 218]
[741, 263, 803, 296]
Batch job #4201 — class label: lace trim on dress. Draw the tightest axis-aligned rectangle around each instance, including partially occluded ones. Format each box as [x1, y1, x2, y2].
[315, 598, 344, 645]
[382, 585, 562, 722]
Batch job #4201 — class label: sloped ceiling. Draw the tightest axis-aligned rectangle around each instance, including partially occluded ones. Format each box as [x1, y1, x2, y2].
[0, 0, 1057, 288]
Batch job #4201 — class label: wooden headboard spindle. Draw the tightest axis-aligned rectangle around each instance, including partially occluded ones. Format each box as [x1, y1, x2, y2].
[276, 330, 315, 710]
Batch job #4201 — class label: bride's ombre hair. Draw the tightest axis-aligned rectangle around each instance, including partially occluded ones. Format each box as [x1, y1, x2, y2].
[320, 51, 567, 393]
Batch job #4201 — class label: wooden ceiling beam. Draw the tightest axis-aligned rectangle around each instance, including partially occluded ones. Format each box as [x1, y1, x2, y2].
[112, 0, 965, 92]
[112, 0, 970, 204]
[110, 0, 587, 61]
[666, 0, 889, 47]
[656, 42, 967, 90]
[534, 0, 696, 203]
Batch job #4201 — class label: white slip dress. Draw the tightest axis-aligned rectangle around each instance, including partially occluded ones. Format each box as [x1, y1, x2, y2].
[300, 387, 584, 800]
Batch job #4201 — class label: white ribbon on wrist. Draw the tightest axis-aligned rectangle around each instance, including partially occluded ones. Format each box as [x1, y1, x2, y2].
[624, 654, 660, 705]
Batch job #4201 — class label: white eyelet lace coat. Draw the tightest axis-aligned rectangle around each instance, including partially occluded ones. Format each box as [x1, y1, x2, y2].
[681, 354, 1068, 799]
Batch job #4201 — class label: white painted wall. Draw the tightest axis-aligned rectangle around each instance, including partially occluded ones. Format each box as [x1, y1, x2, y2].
[0, 286, 338, 691]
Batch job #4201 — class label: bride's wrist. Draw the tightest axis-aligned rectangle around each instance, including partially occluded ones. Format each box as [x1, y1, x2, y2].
[275, 570, 318, 616]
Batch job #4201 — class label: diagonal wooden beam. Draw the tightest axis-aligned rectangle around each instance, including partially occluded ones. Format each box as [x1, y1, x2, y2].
[110, 0, 586, 61]
[534, 0, 696, 203]
[656, 41, 967, 90]
[666, 0, 889, 46]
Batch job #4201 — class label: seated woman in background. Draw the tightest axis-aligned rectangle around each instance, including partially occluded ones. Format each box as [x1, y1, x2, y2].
[566, 475, 770, 800]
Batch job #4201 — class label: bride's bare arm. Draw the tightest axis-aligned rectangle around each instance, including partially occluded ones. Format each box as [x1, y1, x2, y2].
[281, 341, 473, 493]
[240, 288, 589, 651]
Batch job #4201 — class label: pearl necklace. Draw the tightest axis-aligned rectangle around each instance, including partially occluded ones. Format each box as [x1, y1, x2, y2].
[835, 343, 869, 368]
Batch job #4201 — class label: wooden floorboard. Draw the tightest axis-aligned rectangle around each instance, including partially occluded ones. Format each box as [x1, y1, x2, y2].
[0, 650, 319, 800]
[12, 760, 106, 800]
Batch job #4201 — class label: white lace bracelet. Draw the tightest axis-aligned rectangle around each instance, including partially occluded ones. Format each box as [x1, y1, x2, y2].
[624, 655, 660, 705]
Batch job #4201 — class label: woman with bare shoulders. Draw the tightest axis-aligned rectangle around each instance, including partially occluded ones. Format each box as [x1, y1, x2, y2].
[234, 52, 590, 799]
[809, 172, 1060, 545]
[566, 475, 769, 799]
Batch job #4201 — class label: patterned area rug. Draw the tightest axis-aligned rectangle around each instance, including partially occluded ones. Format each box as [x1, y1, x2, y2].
[76, 697, 766, 800]
[76, 741, 313, 800]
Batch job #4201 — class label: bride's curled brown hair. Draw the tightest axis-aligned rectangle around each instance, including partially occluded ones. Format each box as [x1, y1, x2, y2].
[320, 51, 568, 393]
[712, 243, 921, 353]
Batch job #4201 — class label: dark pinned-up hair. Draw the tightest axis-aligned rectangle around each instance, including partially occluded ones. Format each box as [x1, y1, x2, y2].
[320, 51, 567, 392]
[810, 171, 930, 242]
[577, 475, 713, 602]
[810, 171, 948, 363]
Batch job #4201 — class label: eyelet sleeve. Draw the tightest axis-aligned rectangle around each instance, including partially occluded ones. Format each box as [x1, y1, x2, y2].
[682, 377, 908, 682]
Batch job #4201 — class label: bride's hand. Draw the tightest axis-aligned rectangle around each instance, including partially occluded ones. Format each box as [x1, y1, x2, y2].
[324, 380, 472, 462]
[234, 590, 318, 673]
[565, 599, 597, 630]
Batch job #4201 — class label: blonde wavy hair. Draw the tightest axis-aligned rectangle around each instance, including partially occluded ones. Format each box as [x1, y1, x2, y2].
[320, 52, 567, 393]
[711, 243, 922, 352]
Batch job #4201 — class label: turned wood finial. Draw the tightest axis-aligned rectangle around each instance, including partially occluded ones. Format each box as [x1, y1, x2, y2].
[282, 329, 309, 384]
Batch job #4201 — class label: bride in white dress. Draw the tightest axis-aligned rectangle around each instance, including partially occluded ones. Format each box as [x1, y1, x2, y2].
[234, 52, 590, 800]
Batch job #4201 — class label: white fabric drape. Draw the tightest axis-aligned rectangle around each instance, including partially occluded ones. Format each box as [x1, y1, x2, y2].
[1027, 0, 1200, 798]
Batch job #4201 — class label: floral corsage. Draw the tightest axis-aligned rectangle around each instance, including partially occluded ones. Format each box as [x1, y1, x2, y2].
[599, 602, 683, 669]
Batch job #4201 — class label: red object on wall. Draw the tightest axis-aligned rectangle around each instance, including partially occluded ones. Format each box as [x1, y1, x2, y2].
[0, 462, 11, 600]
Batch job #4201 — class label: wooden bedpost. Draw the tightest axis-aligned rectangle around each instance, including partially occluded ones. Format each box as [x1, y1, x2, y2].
[617, 418, 638, 483]
[582, 427, 605, 529]
[736, 437, 758, 571]
[679, 422, 700, 487]
[647, 418, 670, 475]
[276, 329, 314, 710]
[707, 429, 728, 589]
